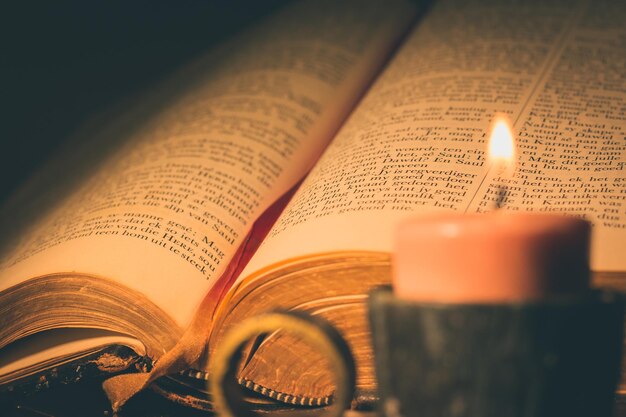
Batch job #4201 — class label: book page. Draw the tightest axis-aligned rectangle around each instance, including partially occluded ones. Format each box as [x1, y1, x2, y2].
[243, 0, 626, 278]
[0, 0, 417, 328]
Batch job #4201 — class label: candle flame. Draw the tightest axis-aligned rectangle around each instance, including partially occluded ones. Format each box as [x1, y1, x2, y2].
[488, 115, 516, 177]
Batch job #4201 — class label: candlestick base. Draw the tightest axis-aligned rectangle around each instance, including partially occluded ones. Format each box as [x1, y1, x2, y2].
[369, 287, 624, 417]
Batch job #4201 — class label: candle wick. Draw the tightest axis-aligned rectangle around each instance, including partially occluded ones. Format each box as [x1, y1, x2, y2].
[494, 185, 508, 210]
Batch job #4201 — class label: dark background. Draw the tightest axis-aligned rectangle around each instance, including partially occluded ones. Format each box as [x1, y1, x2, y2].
[0, 0, 289, 206]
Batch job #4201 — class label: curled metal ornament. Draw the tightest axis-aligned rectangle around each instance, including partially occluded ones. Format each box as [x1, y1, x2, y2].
[209, 310, 356, 417]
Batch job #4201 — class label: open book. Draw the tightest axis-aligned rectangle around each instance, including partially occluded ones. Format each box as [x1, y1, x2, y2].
[1, 0, 625, 410]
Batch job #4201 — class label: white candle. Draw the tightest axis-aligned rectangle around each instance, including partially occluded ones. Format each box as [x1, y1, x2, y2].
[392, 115, 591, 302]
[393, 213, 590, 302]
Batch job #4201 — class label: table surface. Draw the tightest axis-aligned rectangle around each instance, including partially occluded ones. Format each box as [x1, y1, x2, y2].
[3, 380, 626, 417]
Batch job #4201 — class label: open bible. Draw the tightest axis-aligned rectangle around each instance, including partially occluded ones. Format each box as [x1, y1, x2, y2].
[1, 0, 625, 410]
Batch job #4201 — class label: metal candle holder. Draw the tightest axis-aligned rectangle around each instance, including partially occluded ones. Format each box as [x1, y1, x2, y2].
[369, 286, 624, 417]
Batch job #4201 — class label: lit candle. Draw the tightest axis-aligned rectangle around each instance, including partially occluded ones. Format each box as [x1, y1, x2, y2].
[393, 116, 591, 302]
[489, 114, 516, 209]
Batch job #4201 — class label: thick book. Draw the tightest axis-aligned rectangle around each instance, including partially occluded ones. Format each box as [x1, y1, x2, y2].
[1, 0, 625, 411]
